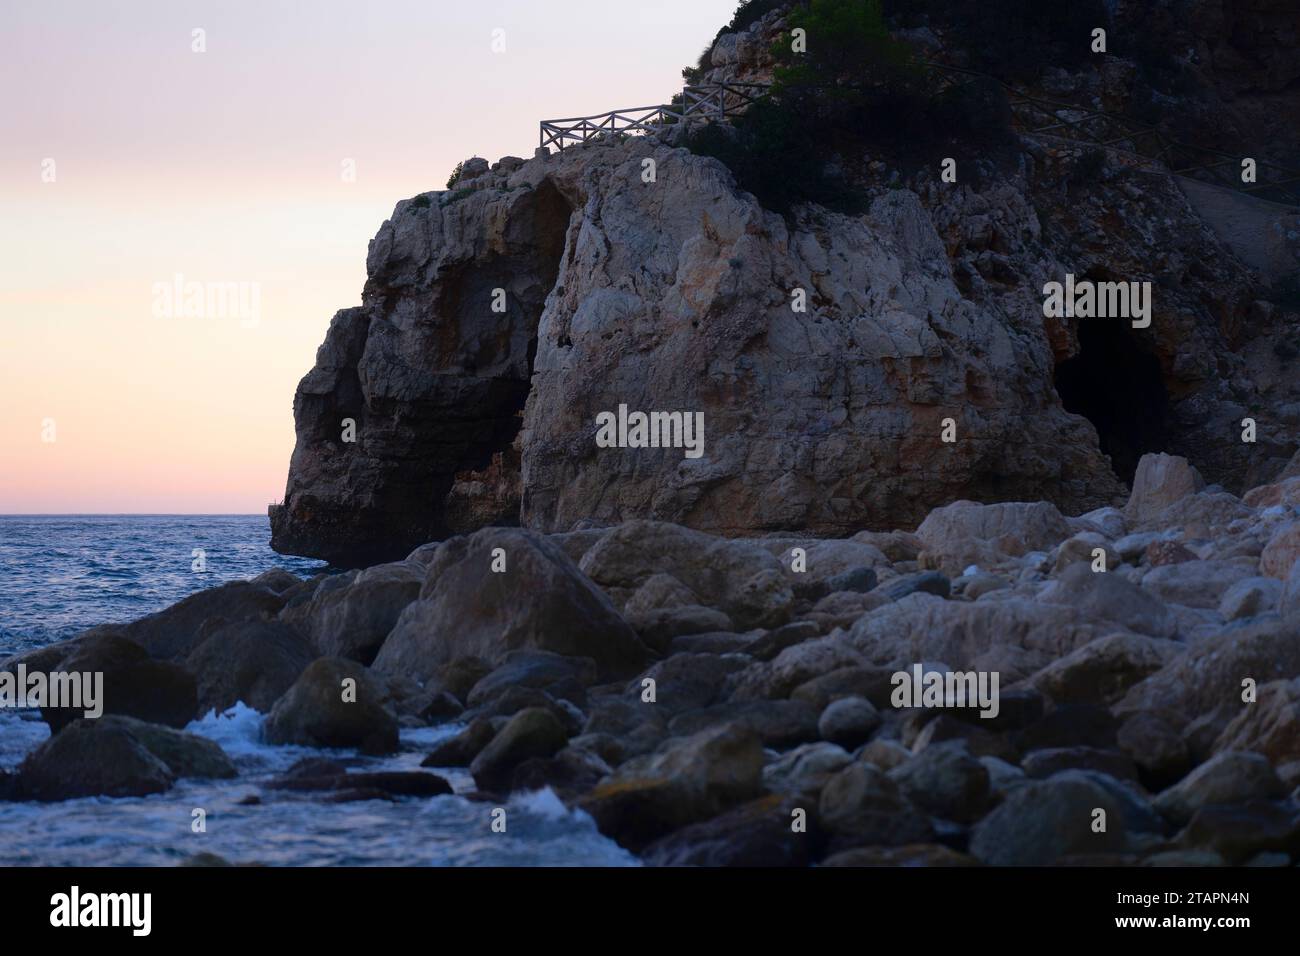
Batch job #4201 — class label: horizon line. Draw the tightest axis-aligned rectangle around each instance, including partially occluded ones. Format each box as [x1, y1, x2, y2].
[0, 513, 271, 517]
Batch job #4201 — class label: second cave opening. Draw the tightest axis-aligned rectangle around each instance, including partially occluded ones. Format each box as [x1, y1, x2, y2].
[1054, 319, 1172, 486]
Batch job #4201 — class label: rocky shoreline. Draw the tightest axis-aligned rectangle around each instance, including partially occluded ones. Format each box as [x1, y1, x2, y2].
[4, 450, 1300, 866]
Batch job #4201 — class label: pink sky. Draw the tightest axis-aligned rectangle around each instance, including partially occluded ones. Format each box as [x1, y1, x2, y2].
[0, 0, 736, 513]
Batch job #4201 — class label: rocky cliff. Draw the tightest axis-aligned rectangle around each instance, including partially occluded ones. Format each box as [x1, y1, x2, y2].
[271, 1, 1299, 566]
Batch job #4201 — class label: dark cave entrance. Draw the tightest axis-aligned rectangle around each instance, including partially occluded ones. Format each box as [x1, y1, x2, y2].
[436, 177, 575, 533]
[1054, 319, 1171, 485]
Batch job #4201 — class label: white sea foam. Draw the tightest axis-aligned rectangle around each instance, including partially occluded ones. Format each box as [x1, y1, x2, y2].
[187, 702, 267, 757]
[515, 787, 576, 821]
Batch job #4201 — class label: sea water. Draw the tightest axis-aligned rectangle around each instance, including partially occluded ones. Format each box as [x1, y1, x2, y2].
[0, 515, 636, 866]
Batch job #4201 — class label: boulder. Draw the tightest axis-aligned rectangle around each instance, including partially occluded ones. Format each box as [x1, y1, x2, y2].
[1020, 746, 1139, 782]
[851, 530, 924, 563]
[1114, 531, 1168, 563]
[1053, 531, 1118, 573]
[1261, 522, 1300, 580]
[15, 716, 235, 801]
[430, 657, 493, 701]
[580, 521, 794, 630]
[283, 561, 422, 663]
[374, 528, 647, 683]
[268, 758, 452, 801]
[847, 591, 1104, 682]
[16, 718, 174, 801]
[789, 664, 898, 711]
[1116, 710, 1191, 788]
[102, 715, 237, 780]
[1029, 632, 1183, 706]
[469, 707, 570, 791]
[1176, 801, 1300, 864]
[1145, 539, 1199, 567]
[1285, 560, 1300, 617]
[510, 744, 612, 798]
[667, 699, 819, 748]
[908, 714, 1017, 762]
[630, 652, 749, 714]
[421, 717, 498, 767]
[640, 795, 819, 867]
[860, 738, 914, 772]
[817, 696, 881, 748]
[1116, 616, 1300, 753]
[464, 651, 598, 708]
[453, 156, 490, 183]
[759, 538, 888, 594]
[251, 568, 301, 593]
[470, 685, 581, 735]
[39, 632, 197, 732]
[263, 658, 399, 755]
[818, 762, 934, 850]
[727, 636, 868, 701]
[622, 572, 704, 613]
[185, 620, 314, 715]
[969, 773, 1132, 864]
[670, 631, 757, 655]
[1145, 493, 1254, 537]
[1038, 563, 1175, 637]
[625, 606, 734, 655]
[825, 567, 879, 594]
[762, 742, 854, 798]
[1153, 751, 1285, 825]
[1125, 453, 1204, 525]
[579, 723, 764, 850]
[1072, 506, 1126, 539]
[1140, 560, 1256, 610]
[1212, 677, 1300, 765]
[888, 741, 991, 822]
[747, 620, 821, 662]
[117, 580, 287, 661]
[547, 528, 610, 565]
[962, 572, 1011, 600]
[1218, 576, 1283, 621]
[881, 571, 951, 601]
[583, 694, 670, 742]
[915, 500, 1072, 574]
[980, 756, 1029, 797]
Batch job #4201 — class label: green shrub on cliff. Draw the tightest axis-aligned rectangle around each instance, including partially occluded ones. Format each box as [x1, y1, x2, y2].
[883, 0, 1109, 80]
[687, 0, 1015, 214]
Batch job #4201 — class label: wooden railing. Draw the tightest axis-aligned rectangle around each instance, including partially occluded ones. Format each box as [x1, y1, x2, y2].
[539, 67, 1299, 206]
[538, 82, 769, 151]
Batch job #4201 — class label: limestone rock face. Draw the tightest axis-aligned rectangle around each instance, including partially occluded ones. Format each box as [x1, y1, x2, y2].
[271, 175, 573, 566]
[270, 4, 1294, 568]
[272, 138, 1138, 564]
